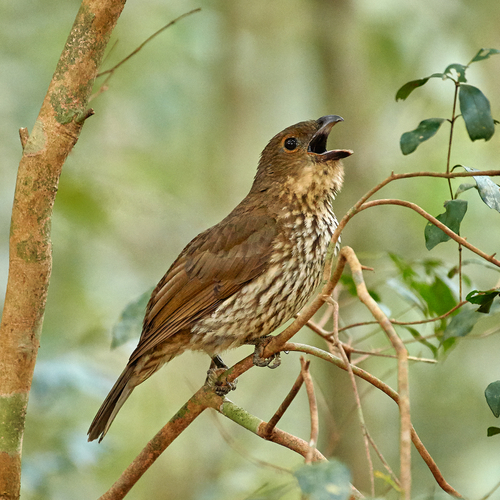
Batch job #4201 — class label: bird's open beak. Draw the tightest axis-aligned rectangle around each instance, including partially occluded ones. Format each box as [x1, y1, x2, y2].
[308, 115, 353, 162]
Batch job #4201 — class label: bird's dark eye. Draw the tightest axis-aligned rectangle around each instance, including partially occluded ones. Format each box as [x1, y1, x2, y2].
[284, 137, 298, 151]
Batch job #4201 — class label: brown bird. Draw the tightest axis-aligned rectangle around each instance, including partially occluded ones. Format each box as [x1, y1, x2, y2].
[88, 115, 352, 442]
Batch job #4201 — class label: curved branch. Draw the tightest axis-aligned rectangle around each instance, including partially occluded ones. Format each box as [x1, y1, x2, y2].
[339, 300, 467, 332]
[359, 199, 500, 267]
[218, 399, 326, 462]
[328, 169, 500, 258]
[299, 358, 319, 463]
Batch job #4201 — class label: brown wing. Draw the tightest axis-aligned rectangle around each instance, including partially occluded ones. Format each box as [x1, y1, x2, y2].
[128, 212, 278, 363]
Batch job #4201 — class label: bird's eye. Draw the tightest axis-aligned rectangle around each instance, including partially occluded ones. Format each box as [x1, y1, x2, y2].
[284, 137, 298, 151]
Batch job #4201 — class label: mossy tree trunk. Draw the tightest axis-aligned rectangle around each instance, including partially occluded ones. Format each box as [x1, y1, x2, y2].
[0, 1, 127, 498]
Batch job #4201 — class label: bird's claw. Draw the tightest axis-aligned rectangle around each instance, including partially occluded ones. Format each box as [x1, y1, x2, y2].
[251, 336, 282, 369]
[253, 351, 281, 369]
[205, 367, 237, 396]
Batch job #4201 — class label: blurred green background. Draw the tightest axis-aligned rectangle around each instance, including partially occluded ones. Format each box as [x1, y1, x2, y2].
[1, 0, 500, 498]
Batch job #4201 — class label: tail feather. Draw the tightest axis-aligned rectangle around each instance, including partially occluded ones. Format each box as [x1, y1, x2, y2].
[88, 364, 136, 442]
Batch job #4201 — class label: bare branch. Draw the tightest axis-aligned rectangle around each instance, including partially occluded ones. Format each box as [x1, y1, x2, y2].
[339, 247, 412, 498]
[359, 199, 500, 267]
[219, 399, 326, 462]
[263, 368, 305, 438]
[96, 8, 201, 78]
[284, 342, 462, 498]
[299, 358, 319, 464]
[328, 169, 500, 261]
[330, 298, 375, 496]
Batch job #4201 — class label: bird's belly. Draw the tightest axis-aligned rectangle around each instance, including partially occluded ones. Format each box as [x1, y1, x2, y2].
[190, 237, 332, 355]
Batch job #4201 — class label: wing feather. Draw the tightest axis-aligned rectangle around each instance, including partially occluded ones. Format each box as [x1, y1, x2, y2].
[128, 211, 278, 362]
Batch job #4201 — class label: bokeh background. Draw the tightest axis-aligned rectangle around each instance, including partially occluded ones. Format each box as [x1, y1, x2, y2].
[2, 0, 500, 498]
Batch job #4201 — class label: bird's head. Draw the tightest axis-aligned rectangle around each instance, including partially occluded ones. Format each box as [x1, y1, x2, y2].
[252, 115, 352, 202]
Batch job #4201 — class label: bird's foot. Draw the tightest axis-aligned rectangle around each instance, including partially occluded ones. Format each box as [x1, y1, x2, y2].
[206, 356, 237, 396]
[249, 336, 281, 369]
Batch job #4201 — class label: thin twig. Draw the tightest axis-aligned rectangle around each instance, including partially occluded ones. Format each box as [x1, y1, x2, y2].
[306, 320, 436, 363]
[263, 369, 305, 438]
[479, 478, 500, 500]
[340, 248, 412, 498]
[366, 432, 401, 489]
[283, 342, 462, 497]
[329, 298, 375, 496]
[446, 82, 460, 194]
[349, 348, 436, 364]
[300, 358, 319, 464]
[96, 8, 201, 78]
[359, 199, 500, 268]
[339, 300, 467, 332]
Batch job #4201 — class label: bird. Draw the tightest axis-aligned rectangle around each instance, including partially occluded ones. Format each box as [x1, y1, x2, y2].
[88, 115, 352, 442]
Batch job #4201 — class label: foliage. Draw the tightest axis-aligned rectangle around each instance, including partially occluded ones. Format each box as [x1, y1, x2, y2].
[3, 3, 500, 499]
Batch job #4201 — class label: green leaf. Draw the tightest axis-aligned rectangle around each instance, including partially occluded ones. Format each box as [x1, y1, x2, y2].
[404, 326, 438, 357]
[459, 84, 495, 141]
[400, 118, 446, 155]
[444, 63, 467, 83]
[466, 289, 500, 313]
[388, 253, 418, 281]
[442, 308, 481, 341]
[485, 381, 500, 418]
[469, 48, 500, 64]
[374, 470, 402, 492]
[111, 288, 154, 349]
[411, 276, 457, 316]
[395, 73, 444, 101]
[455, 183, 476, 197]
[459, 165, 500, 212]
[387, 279, 425, 312]
[487, 427, 500, 437]
[294, 461, 351, 500]
[424, 199, 468, 250]
[339, 275, 357, 297]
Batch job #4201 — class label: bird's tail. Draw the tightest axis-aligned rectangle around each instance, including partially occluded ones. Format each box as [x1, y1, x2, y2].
[87, 364, 136, 442]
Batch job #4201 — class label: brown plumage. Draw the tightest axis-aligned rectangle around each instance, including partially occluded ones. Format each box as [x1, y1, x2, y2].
[88, 115, 352, 442]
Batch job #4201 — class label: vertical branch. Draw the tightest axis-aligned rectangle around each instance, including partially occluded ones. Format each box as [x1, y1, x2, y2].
[0, 1, 126, 498]
[263, 369, 305, 438]
[340, 247, 411, 499]
[446, 81, 464, 300]
[300, 358, 319, 464]
[329, 298, 375, 496]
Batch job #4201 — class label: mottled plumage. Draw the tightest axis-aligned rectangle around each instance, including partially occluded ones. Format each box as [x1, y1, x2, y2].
[88, 115, 352, 442]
